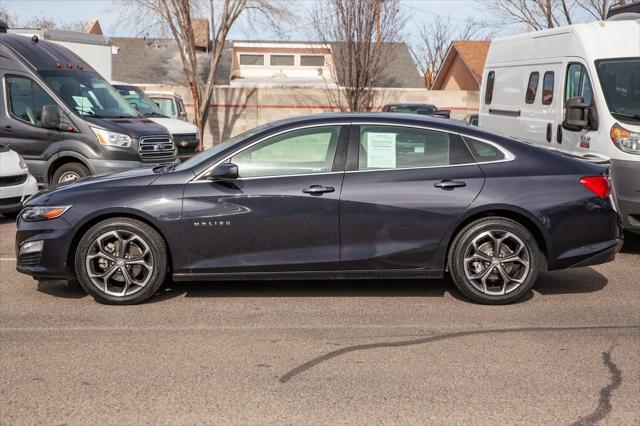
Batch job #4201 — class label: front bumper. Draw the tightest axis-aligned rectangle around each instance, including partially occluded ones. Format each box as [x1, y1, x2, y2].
[0, 175, 38, 214]
[610, 159, 640, 232]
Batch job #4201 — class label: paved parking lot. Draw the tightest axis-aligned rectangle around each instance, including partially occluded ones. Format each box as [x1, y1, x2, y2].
[1, 216, 639, 425]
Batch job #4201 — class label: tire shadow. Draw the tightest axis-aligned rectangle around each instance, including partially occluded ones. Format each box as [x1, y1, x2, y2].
[621, 231, 640, 254]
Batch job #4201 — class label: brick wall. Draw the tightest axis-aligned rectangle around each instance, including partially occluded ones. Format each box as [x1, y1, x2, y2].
[140, 84, 480, 147]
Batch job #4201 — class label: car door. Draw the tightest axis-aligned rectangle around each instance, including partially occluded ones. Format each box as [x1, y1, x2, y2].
[339, 124, 485, 270]
[181, 124, 349, 273]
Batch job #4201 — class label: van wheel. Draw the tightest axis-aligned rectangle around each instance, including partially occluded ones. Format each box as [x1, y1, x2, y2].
[52, 163, 90, 185]
[448, 217, 540, 305]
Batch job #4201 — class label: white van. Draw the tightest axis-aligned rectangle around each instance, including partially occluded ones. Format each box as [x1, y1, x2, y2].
[479, 18, 640, 233]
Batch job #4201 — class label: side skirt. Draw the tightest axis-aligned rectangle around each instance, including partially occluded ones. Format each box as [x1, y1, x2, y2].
[173, 269, 445, 282]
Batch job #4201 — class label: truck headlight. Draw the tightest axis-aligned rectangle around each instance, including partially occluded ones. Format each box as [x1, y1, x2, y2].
[90, 127, 132, 148]
[20, 206, 72, 222]
[610, 123, 639, 155]
[17, 153, 28, 169]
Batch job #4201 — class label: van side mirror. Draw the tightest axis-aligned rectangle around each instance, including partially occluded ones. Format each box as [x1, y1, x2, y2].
[41, 105, 61, 130]
[563, 97, 589, 131]
[209, 163, 238, 180]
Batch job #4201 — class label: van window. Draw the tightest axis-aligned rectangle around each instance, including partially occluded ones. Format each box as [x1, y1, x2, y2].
[484, 71, 495, 104]
[542, 72, 554, 105]
[525, 72, 539, 104]
[5, 75, 57, 128]
[565, 63, 593, 105]
[358, 126, 474, 170]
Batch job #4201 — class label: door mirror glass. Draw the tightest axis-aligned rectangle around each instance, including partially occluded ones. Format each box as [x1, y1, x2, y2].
[41, 105, 61, 129]
[210, 163, 239, 180]
[563, 96, 589, 130]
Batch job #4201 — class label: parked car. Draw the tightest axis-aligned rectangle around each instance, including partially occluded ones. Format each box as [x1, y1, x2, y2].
[113, 84, 199, 159]
[0, 144, 38, 217]
[0, 33, 176, 185]
[146, 91, 188, 122]
[465, 113, 479, 126]
[15, 113, 622, 305]
[478, 18, 639, 233]
[382, 103, 451, 119]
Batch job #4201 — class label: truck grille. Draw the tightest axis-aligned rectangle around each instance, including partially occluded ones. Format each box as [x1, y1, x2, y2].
[138, 136, 176, 163]
[0, 174, 27, 187]
[172, 133, 198, 158]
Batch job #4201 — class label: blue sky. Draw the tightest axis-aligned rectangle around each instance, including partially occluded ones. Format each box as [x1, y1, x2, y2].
[1, 0, 506, 40]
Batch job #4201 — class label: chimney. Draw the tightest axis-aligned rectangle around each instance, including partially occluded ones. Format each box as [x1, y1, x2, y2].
[192, 18, 210, 50]
[84, 18, 103, 35]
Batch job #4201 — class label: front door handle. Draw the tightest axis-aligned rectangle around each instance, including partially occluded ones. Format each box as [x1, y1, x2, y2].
[303, 185, 335, 195]
[434, 179, 466, 190]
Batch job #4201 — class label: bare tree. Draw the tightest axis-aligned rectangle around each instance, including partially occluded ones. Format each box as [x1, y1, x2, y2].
[414, 16, 493, 89]
[0, 8, 15, 26]
[116, 0, 289, 150]
[312, 0, 405, 112]
[484, 0, 627, 30]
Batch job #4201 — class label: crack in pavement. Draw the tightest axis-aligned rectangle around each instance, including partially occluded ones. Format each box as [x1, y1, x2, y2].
[279, 325, 638, 383]
[571, 348, 622, 426]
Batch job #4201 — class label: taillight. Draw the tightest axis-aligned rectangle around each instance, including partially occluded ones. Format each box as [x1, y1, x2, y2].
[580, 176, 610, 199]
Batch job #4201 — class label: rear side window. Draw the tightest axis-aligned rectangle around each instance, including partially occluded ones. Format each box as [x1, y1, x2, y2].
[484, 71, 495, 104]
[542, 72, 554, 105]
[525, 72, 539, 104]
[463, 137, 506, 163]
[357, 125, 474, 170]
[5, 75, 57, 128]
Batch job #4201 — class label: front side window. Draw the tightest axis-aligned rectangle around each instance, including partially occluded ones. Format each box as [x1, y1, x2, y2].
[525, 72, 539, 104]
[485, 71, 495, 104]
[5, 75, 58, 127]
[357, 126, 474, 170]
[596, 58, 640, 123]
[231, 126, 341, 178]
[565, 63, 594, 106]
[40, 70, 138, 118]
[542, 72, 554, 105]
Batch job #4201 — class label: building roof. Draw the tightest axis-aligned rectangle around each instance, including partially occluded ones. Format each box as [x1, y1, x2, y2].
[432, 40, 491, 89]
[111, 38, 423, 88]
[84, 19, 103, 35]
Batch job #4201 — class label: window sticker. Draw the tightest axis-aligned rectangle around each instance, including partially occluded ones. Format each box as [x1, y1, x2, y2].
[367, 132, 397, 168]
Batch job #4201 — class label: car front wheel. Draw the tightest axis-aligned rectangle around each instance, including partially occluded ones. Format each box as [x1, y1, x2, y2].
[75, 218, 167, 304]
[448, 217, 541, 304]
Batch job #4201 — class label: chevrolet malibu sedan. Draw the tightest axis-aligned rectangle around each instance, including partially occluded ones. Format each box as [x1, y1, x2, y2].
[15, 113, 622, 305]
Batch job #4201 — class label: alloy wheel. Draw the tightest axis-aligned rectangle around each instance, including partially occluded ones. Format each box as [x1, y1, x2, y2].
[462, 230, 531, 296]
[85, 230, 154, 297]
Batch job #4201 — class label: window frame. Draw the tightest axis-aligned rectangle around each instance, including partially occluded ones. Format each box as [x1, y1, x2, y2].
[484, 71, 495, 105]
[525, 72, 540, 104]
[542, 71, 554, 105]
[4, 73, 60, 129]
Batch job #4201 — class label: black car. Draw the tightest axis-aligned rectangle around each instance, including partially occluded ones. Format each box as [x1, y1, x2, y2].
[15, 113, 622, 305]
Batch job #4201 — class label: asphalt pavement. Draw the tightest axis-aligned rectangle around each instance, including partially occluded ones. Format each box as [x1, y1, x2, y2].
[1, 217, 638, 425]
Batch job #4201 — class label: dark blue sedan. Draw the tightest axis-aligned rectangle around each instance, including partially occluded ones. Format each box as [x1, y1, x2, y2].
[15, 113, 622, 305]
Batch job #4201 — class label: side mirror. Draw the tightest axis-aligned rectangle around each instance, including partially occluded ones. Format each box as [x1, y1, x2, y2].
[563, 97, 589, 131]
[209, 163, 238, 180]
[41, 105, 61, 130]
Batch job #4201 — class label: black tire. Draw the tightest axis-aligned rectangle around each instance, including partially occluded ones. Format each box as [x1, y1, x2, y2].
[448, 217, 541, 305]
[75, 218, 167, 305]
[51, 162, 90, 185]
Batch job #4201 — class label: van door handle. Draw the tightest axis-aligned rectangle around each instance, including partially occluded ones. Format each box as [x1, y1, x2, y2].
[557, 125, 562, 143]
[546, 123, 552, 142]
[434, 179, 466, 190]
[303, 185, 335, 195]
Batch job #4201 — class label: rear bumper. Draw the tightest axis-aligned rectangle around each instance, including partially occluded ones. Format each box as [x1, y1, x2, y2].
[610, 159, 640, 232]
[551, 238, 623, 270]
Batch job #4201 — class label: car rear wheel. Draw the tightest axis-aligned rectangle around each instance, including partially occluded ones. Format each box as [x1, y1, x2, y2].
[448, 217, 540, 304]
[52, 163, 90, 185]
[75, 218, 167, 304]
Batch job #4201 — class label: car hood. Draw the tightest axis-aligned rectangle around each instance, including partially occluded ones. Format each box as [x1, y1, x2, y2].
[0, 149, 29, 177]
[26, 167, 162, 206]
[84, 117, 170, 139]
[148, 117, 197, 134]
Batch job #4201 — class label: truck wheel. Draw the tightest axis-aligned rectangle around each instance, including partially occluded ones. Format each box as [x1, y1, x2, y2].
[52, 163, 90, 185]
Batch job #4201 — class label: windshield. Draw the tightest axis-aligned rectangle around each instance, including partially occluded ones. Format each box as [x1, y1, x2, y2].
[150, 97, 176, 117]
[115, 86, 168, 118]
[596, 58, 640, 123]
[174, 124, 273, 172]
[39, 71, 139, 118]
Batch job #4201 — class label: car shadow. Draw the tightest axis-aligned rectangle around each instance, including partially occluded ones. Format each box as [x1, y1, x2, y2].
[0, 215, 17, 224]
[621, 231, 640, 254]
[37, 280, 87, 300]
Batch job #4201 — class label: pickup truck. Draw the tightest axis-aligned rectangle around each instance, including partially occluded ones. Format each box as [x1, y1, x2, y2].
[382, 103, 451, 119]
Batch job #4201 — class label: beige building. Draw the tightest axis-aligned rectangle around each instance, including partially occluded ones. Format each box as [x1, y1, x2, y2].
[432, 41, 491, 91]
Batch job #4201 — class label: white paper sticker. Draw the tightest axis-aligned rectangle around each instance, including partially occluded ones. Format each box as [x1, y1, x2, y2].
[72, 96, 94, 108]
[367, 132, 396, 168]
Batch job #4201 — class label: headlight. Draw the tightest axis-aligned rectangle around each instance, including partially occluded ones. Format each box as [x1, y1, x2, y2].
[610, 123, 639, 155]
[90, 127, 132, 148]
[17, 153, 28, 170]
[20, 206, 72, 222]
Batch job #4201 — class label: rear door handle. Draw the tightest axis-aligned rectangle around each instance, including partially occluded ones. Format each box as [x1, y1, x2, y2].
[434, 179, 466, 190]
[303, 185, 335, 195]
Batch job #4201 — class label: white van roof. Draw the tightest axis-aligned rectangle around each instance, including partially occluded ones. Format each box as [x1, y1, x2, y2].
[486, 20, 640, 66]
